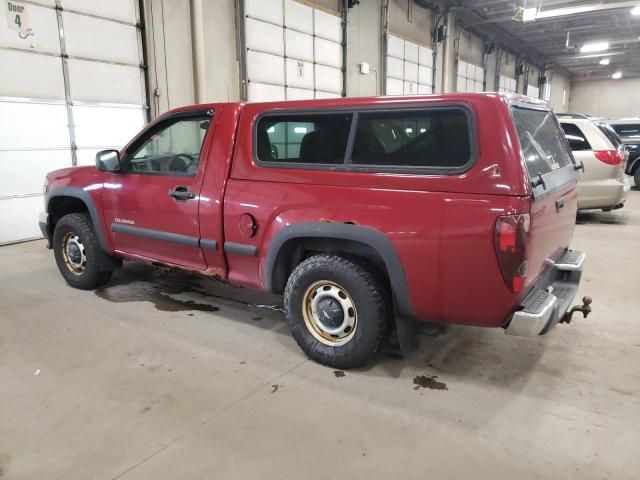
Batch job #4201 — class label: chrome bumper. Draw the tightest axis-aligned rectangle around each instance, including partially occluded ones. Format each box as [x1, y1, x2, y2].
[505, 250, 586, 337]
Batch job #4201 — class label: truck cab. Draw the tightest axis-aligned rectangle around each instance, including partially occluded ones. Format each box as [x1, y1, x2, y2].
[40, 93, 590, 368]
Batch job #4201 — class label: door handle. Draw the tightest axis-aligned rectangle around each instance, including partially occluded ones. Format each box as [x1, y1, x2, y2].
[169, 186, 195, 201]
[555, 198, 565, 212]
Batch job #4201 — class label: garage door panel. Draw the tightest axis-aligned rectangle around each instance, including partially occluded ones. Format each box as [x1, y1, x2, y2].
[404, 81, 418, 95]
[248, 83, 285, 102]
[76, 148, 112, 167]
[0, 196, 44, 244]
[284, 0, 312, 33]
[386, 78, 403, 96]
[404, 41, 419, 64]
[0, 3, 60, 54]
[245, 18, 284, 56]
[286, 87, 314, 100]
[418, 65, 431, 86]
[0, 150, 71, 197]
[386, 56, 403, 80]
[418, 83, 431, 94]
[63, 12, 139, 65]
[73, 105, 144, 149]
[314, 10, 341, 42]
[67, 59, 142, 104]
[61, 0, 136, 24]
[285, 30, 313, 62]
[315, 37, 341, 68]
[24, 0, 56, 6]
[286, 59, 313, 89]
[0, 102, 69, 149]
[246, 51, 284, 85]
[245, 0, 283, 25]
[387, 35, 404, 59]
[315, 90, 340, 99]
[0, 51, 65, 100]
[314, 65, 341, 94]
[419, 46, 433, 68]
[404, 61, 418, 83]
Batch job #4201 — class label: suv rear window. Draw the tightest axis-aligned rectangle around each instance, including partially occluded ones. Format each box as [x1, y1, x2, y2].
[560, 123, 591, 151]
[512, 107, 573, 179]
[611, 124, 640, 136]
[350, 109, 471, 168]
[596, 122, 622, 148]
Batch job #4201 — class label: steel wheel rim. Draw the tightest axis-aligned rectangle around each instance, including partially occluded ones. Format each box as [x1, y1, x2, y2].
[62, 231, 87, 275]
[302, 280, 357, 346]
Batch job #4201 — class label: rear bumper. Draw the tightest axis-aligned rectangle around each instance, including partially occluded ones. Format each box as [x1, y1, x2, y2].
[577, 178, 629, 210]
[505, 250, 585, 337]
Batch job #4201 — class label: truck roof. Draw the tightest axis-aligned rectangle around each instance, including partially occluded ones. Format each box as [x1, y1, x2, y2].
[163, 92, 548, 116]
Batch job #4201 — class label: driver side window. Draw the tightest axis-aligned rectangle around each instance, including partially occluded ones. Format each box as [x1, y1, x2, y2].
[128, 116, 210, 175]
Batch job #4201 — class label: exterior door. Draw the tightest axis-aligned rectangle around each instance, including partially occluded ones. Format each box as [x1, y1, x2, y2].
[102, 111, 212, 271]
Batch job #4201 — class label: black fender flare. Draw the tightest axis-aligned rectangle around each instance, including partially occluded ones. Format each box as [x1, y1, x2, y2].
[263, 222, 414, 319]
[47, 187, 110, 253]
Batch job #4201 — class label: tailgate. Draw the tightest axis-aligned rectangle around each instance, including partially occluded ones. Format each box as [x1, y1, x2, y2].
[511, 106, 578, 288]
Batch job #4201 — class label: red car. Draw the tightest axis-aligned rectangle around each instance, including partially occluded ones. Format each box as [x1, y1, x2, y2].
[40, 93, 591, 368]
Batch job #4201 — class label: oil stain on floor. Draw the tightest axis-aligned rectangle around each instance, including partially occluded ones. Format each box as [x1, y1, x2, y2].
[94, 263, 283, 315]
[413, 374, 448, 391]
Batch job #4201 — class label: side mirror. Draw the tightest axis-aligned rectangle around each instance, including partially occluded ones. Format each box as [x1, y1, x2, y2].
[96, 149, 121, 172]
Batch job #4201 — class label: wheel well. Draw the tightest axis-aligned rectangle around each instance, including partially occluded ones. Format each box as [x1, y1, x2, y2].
[270, 237, 389, 295]
[48, 196, 90, 235]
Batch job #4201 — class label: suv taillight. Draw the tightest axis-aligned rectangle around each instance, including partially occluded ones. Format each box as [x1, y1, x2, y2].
[594, 150, 623, 165]
[494, 214, 531, 293]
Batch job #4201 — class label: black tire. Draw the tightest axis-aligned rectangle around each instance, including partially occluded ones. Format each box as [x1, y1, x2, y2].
[53, 213, 113, 290]
[284, 254, 392, 369]
[634, 168, 640, 189]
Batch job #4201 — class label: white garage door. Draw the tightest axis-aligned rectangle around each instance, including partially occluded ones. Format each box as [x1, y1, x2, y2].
[385, 34, 433, 96]
[0, 0, 147, 244]
[499, 75, 518, 94]
[243, 0, 343, 102]
[456, 60, 484, 93]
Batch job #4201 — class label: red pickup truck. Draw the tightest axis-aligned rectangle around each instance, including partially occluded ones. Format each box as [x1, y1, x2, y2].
[40, 93, 591, 368]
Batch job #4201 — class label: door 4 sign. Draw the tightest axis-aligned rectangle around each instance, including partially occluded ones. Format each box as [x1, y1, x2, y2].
[6, 1, 29, 31]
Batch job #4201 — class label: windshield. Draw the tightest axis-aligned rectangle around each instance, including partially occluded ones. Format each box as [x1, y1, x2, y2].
[511, 107, 574, 180]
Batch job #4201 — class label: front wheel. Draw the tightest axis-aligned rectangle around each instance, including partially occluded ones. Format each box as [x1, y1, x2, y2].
[53, 213, 113, 290]
[634, 168, 640, 189]
[284, 254, 392, 369]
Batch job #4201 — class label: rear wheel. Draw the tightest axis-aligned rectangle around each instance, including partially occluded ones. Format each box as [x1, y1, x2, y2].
[284, 254, 392, 369]
[53, 213, 113, 290]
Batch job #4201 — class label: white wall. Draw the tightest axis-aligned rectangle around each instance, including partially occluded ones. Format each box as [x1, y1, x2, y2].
[569, 78, 640, 119]
[547, 71, 571, 112]
[346, 0, 381, 96]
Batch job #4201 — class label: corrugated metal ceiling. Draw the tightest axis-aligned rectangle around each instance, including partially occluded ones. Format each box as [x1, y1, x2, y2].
[457, 0, 640, 80]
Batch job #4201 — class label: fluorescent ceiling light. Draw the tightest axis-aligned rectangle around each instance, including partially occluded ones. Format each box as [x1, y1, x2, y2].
[612, 71, 623, 79]
[580, 42, 610, 53]
[632, 5, 640, 15]
[599, 58, 611, 65]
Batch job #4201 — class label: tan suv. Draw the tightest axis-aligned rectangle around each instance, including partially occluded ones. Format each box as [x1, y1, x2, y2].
[559, 115, 630, 211]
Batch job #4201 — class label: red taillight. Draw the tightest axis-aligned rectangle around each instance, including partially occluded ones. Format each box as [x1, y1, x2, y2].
[594, 150, 623, 165]
[494, 214, 531, 293]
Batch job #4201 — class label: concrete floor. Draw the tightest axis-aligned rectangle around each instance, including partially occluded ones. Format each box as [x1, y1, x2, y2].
[1, 191, 639, 480]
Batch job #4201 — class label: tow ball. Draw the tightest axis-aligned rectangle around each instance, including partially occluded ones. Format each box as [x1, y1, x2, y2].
[560, 296, 593, 324]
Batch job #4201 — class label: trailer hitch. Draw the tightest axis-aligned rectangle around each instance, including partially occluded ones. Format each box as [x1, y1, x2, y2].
[560, 296, 592, 324]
